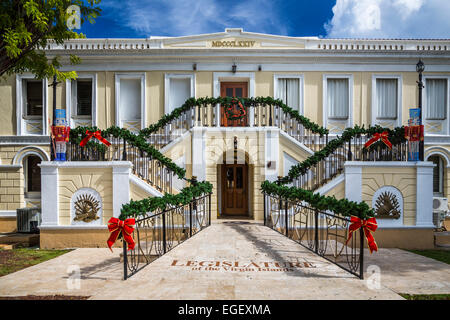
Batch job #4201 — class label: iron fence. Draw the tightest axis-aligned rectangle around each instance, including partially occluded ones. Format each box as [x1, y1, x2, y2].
[122, 192, 212, 279]
[67, 136, 173, 194]
[263, 193, 364, 279]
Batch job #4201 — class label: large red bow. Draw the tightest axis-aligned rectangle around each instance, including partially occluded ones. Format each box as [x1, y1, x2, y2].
[346, 216, 378, 254]
[364, 131, 392, 149]
[79, 130, 111, 147]
[107, 217, 136, 251]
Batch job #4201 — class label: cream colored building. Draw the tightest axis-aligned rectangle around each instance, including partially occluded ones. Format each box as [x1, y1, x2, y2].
[0, 28, 449, 248]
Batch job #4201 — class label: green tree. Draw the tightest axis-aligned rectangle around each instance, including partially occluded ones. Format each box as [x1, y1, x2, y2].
[0, 0, 101, 81]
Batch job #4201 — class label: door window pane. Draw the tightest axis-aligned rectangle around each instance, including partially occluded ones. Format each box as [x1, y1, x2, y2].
[236, 167, 243, 188]
[24, 80, 43, 116]
[226, 168, 234, 188]
[376, 79, 398, 119]
[430, 155, 443, 194]
[327, 78, 349, 119]
[426, 79, 447, 120]
[235, 88, 243, 97]
[226, 88, 233, 97]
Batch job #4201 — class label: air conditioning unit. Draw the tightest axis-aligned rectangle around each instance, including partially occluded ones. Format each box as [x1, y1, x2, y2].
[16, 208, 41, 233]
[432, 197, 448, 228]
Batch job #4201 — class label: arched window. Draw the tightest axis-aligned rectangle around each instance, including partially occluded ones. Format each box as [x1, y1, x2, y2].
[429, 155, 444, 196]
[24, 155, 41, 197]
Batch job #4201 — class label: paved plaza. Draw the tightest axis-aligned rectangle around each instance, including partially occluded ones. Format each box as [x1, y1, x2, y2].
[0, 221, 449, 299]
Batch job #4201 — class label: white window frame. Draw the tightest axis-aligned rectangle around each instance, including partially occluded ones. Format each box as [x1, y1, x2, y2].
[423, 75, 450, 136]
[115, 73, 146, 129]
[323, 74, 353, 129]
[371, 74, 402, 127]
[273, 74, 304, 115]
[66, 74, 97, 127]
[164, 73, 195, 114]
[16, 74, 48, 136]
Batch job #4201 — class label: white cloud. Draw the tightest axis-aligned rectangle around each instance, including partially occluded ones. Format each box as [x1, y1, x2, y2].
[103, 0, 287, 37]
[325, 0, 450, 38]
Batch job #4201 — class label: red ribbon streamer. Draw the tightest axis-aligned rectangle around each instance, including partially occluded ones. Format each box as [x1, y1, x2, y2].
[364, 131, 392, 149]
[79, 130, 111, 147]
[346, 216, 378, 254]
[107, 217, 136, 251]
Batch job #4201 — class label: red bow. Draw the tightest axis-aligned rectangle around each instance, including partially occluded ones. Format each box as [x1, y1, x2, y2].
[346, 216, 378, 254]
[79, 130, 111, 147]
[364, 131, 392, 149]
[107, 217, 136, 251]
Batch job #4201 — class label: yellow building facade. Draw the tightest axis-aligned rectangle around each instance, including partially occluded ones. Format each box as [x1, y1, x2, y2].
[0, 28, 449, 248]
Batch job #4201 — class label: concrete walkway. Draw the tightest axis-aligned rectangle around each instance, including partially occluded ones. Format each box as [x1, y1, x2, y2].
[0, 220, 448, 299]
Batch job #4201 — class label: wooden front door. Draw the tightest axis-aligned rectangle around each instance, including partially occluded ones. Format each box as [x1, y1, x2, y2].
[222, 164, 248, 215]
[220, 82, 248, 127]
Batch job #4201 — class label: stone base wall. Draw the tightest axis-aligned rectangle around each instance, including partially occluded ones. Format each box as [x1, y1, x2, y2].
[0, 217, 16, 233]
[40, 228, 120, 249]
[372, 228, 435, 249]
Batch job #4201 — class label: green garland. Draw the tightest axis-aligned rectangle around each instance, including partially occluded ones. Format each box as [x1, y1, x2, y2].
[261, 181, 374, 219]
[281, 125, 406, 184]
[70, 125, 186, 179]
[120, 181, 213, 219]
[262, 124, 406, 219]
[139, 96, 329, 138]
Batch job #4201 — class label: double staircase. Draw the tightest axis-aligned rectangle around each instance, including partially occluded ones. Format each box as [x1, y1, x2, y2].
[67, 97, 408, 279]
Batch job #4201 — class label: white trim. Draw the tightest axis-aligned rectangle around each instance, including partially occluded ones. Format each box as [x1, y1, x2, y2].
[323, 74, 353, 131]
[114, 72, 146, 129]
[371, 74, 402, 127]
[316, 174, 345, 195]
[39, 225, 108, 230]
[12, 145, 50, 165]
[416, 165, 434, 227]
[0, 164, 22, 170]
[58, 62, 450, 73]
[66, 73, 97, 127]
[345, 161, 435, 167]
[16, 74, 48, 136]
[213, 72, 255, 98]
[164, 73, 195, 114]
[39, 161, 132, 168]
[279, 129, 314, 155]
[423, 75, 450, 136]
[129, 174, 164, 198]
[273, 74, 304, 115]
[0, 211, 17, 218]
[425, 147, 450, 167]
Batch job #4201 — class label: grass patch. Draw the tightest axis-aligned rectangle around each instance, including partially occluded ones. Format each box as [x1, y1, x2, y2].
[0, 248, 71, 277]
[400, 293, 450, 300]
[405, 249, 450, 265]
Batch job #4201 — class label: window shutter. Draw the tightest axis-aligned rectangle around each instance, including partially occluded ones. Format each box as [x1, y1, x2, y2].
[327, 78, 349, 119]
[376, 79, 398, 119]
[76, 80, 92, 116]
[426, 79, 447, 120]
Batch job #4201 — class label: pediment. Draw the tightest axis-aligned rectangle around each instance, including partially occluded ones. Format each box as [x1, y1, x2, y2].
[161, 29, 306, 49]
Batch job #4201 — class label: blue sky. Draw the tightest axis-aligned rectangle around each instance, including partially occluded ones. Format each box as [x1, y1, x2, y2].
[79, 0, 450, 39]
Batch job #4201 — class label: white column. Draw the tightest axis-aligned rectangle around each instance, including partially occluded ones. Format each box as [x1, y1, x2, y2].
[344, 162, 362, 203]
[216, 103, 221, 127]
[40, 162, 59, 227]
[191, 127, 206, 181]
[249, 107, 255, 127]
[112, 162, 132, 218]
[416, 162, 435, 227]
[264, 128, 279, 182]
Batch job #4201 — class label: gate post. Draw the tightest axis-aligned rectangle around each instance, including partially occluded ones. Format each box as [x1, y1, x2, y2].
[314, 209, 319, 254]
[162, 212, 167, 254]
[123, 241, 128, 280]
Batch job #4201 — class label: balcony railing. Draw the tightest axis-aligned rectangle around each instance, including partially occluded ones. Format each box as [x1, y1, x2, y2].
[264, 193, 364, 279]
[122, 192, 211, 279]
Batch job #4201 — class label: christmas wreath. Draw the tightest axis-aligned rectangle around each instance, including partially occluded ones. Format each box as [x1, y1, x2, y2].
[224, 98, 247, 120]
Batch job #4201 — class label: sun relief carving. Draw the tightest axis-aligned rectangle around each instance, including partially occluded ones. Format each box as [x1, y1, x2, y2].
[73, 193, 100, 223]
[374, 191, 401, 219]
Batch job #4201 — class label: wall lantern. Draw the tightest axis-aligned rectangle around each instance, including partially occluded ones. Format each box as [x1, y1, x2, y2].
[232, 63, 237, 73]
